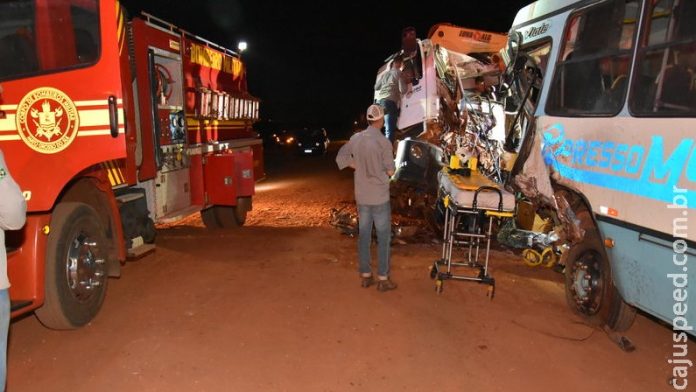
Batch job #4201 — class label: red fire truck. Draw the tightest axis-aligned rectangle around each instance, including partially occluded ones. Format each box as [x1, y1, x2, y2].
[0, 0, 264, 329]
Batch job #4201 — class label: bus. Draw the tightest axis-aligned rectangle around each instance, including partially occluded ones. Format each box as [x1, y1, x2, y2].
[505, 0, 695, 337]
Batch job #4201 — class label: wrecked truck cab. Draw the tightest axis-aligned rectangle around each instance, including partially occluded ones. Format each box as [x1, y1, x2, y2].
[375, 25, 509, 216]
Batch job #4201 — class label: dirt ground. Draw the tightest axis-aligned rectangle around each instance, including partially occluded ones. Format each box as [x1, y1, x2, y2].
[6, 142, 694, 391]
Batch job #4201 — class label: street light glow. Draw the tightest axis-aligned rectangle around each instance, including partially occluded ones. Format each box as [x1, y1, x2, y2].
[238, 41, 248, 52]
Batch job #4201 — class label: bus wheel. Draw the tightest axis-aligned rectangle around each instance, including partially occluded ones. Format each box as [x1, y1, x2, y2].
[35, 202, 109, 329]
[564, 230, 635, 331]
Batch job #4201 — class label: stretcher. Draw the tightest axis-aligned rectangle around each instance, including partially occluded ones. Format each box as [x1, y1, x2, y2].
[431, 168, 515, 298]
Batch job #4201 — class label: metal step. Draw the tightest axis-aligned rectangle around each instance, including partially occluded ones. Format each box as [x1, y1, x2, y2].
[127, 243, 155, 259]
[116, 192, 145, 203]
[157, 204, 203, 224]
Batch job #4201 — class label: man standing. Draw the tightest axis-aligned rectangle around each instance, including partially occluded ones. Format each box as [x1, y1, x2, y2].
[374, 56, 408, 143]
[336, 105, 397, 291]
[0, 149, 26, 388]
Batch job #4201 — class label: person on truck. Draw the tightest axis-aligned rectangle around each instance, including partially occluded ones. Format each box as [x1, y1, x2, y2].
[374, 56, 409, 143]
[336, 104, 398, 292]
[0, 149, 27, 388]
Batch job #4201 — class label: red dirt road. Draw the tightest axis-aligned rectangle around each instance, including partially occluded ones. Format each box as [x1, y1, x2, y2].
[7, 144, 694, 391]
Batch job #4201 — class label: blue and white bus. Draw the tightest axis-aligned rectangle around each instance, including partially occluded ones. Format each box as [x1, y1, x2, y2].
[507, 0, 695, 335]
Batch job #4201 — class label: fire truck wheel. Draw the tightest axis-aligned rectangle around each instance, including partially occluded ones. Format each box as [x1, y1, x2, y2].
[233, 197, 251, 225]
[214, 206, 243, 227]
[214, 197, 251, 227]
[564, 230, 636, 331]
[201, 207, 222, 229]
[35, 202, 109, 330]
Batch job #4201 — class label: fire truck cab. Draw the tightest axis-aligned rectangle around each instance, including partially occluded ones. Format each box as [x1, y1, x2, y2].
[0, 0, 263, 329]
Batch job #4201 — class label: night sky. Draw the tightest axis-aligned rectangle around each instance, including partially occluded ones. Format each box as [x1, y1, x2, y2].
[121, 0, 531, 134]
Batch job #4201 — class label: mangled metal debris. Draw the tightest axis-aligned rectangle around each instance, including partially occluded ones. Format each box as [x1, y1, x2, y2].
[328, 206, 434, 243]
[329, 207, 358, 237]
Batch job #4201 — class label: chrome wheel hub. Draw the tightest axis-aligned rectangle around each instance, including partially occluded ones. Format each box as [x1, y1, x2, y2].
[66, 232, 106, 301]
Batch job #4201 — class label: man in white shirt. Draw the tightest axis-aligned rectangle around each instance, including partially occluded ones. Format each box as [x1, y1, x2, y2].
[0, 149, 26, 388]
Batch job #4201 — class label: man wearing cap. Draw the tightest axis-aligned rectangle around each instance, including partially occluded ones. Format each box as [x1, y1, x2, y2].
[0, 149, 26, 388]
[336, 105, 397, 291]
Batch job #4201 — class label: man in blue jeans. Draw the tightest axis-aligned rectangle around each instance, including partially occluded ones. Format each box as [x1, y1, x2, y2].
[374, 56, 408, 144]
[0, 149, 27, 388]
[336, 104, 397, 291]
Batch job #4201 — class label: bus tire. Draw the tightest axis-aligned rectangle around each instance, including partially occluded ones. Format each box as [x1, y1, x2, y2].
[608, 297, 637, 332]
[35, 202, 109, 329]
[564, 230, 636, 331]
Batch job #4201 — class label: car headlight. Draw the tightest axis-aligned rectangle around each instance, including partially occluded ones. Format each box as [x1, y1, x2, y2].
[315, 142, 320, 147]
[298, 142, 302, 147]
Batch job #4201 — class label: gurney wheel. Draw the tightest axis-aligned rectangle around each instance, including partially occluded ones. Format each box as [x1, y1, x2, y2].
[487, 285, 495, 300]
[435, 279, 443, 295]
[429, 263, 438, 280]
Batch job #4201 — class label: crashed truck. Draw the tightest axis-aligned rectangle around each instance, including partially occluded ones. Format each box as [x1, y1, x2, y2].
[381, 0, 695, 338]
[378, 24, 511, 220]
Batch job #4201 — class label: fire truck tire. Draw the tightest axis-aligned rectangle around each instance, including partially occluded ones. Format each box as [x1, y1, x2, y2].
[214, 207, 241, 227]
[214, 206, 244, 227]
[214, 197, 251, 227]
[201, 207, 222, 229]
[35, 202, 109, 330]
[232, 196, 251, 226]
[564, 230, 636, 331]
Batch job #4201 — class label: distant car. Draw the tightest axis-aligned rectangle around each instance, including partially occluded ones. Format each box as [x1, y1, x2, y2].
[273, 130, 296, 146]
[296, 128, 329, 155]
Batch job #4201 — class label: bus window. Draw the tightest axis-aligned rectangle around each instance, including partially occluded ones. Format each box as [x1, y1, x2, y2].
[546, 0, 639, 116]
[0, 0, 100, 81]
[629, 0, 696, 116]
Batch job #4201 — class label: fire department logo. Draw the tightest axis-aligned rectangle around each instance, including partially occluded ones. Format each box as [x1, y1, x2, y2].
[15, 87, 79, 154]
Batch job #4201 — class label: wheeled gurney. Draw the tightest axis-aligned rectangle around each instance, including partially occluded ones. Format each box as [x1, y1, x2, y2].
[431, 168, 515, 298]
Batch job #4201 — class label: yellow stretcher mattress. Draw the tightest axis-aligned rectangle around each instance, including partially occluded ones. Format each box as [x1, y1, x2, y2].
[438, 170, 515, 211]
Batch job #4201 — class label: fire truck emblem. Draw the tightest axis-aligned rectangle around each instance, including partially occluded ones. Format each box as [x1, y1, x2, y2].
[15, 87, 79, 154]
